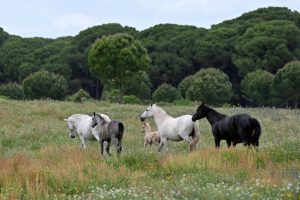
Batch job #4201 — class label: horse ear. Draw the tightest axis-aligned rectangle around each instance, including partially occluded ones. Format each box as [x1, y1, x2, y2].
[93, 112, 96, 117]
[153, 103, 156, 107]
[201, 102, 204, 106]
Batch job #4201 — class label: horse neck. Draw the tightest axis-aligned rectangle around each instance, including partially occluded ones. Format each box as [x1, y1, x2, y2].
[206, 108, 226, 126]
[96, 117, 107, 126]
[144, 125, 152, 135]
[152, 107, 170, 128]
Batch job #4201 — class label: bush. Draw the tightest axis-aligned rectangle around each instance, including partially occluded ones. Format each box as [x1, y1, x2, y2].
[72, 89, 90, 103]
[273, 61, 300, 107]
[0, 82, 23, 99]
[152, 83, 182, 103]
[178, 75, 194, 98]
[124, 72, 151, 100]
[241, 70, 275, 106]
[22, 70, 68, 100]
[186, 68, 233, 106]
[101, 87, 121, 103]
[123, 95, 142, 104]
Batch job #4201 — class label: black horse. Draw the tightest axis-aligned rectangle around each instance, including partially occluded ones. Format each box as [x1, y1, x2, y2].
[192, 103, 261, 149]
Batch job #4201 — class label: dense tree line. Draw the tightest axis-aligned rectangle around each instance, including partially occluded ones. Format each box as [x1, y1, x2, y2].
[0, 7, 299, 107]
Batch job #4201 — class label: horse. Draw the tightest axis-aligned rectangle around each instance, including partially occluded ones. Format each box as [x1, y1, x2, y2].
[91, 112, 124, 156]
[64, 113, 111, 149]
[140, 103, 200, 152]
[141, 122, 161, 150]
[192, 103, 261, 149]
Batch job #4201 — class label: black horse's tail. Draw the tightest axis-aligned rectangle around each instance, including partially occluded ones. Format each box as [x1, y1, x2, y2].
[250, 118, 261, 147]
[118, 122, 124, 140]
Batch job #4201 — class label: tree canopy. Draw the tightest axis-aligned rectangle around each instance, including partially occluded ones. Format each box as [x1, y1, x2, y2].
[0, 7, 299, 106]
[88, 33, 151, 102]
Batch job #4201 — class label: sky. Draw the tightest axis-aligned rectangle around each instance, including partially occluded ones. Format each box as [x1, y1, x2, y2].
[1, 0, 300, 39]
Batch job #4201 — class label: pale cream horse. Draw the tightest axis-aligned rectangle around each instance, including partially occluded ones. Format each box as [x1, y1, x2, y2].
[141, 122, 161, 150]
[140, 104, 200, 152]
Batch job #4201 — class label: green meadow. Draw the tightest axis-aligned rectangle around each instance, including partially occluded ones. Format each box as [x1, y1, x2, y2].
[0, 100, 299, 199]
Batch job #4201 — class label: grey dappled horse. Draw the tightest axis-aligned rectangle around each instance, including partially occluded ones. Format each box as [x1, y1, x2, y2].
[91, 113, 124, 156]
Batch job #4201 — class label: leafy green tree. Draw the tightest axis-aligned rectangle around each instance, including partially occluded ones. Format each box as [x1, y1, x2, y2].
[186, 68, 233, 105]
[273, 61, 300, 107]
[0, 82, 23, 99]
[213, 7, 300, 35]
[139, 24, 207, 88]
[233, 20, 300, 76]
[194, 27, 237, 70]
[152, 83, 182, 103]
[124, 71, 151, 100]
[178, 75, 194, 98]
[150, 52, 194, 87]
[241, 70, 275, 106]
[22, 70, 68, 100]
[88, 33, 151, 102]
[0, 27, 8, 46]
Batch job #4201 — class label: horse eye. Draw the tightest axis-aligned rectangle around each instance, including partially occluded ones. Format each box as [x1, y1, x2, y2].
[146, 109, 149, 112]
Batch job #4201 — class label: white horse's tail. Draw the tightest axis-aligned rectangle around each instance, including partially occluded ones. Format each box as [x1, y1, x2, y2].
[190, 122, 200, 151]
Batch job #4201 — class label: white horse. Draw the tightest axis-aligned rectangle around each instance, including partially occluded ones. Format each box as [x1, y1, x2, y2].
[64, 113, 111, 149]
[140, 104, 200, 152]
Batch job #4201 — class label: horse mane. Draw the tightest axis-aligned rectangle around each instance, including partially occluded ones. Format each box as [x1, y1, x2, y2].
[204, 106, 227, 126]
[68, 114, 88, 126]
[95, 114, 109, 126]
[154, 105, 169, 117]
[207, 107, 227, 120]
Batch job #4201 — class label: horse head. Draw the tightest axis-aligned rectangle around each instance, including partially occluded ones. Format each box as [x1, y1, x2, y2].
[140, 103, 156, 121]
[192, 102, 209, 122]
[65, 120, 76, 138]
[91, 112, 106, 128]
[141, 122, 151, 133]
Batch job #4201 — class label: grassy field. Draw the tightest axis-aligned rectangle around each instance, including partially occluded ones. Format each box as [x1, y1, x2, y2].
[0, 100, 299, 199]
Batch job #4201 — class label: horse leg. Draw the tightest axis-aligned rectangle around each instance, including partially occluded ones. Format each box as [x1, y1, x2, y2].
[179, 131, 195, 151]
[79, 135, 86, 149]
[144, 138, 148, 150]
[106, 140, 112, 156]
[116, 140, 122, 155]
[214, 138, 221, 148]
[100, 140, 104, 155]
[251, 140, 259, 151]
[158, 137, 166, 152]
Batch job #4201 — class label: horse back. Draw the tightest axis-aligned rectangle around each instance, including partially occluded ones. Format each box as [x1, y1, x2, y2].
[107, 120, 124, 140]
[232, 114, 261, 141]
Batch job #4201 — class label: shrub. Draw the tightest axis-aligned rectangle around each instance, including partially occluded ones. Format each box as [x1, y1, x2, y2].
[273, 61, 300, 107]
[22, 70, 68, 100]
[0, 82, 23, 99]
[72, 89, 90, 103]
[124, 72, 151, 100]
[241, 70, 275, 106]
[152, 83, 182, 103]
[186, 68, 233, 106]
[178, 75, 194, 98]
[101, 87, 121, 103]
[123, 95, 142, 104]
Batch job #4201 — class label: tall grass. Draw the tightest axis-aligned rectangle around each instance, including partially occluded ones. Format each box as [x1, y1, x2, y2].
[0, 100, 299, 199]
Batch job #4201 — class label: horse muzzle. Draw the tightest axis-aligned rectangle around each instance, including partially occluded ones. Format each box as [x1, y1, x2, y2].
[70, 135, 76, 138]
[191, 116, 197, 122]
[140, 116, 145, 122]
